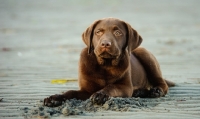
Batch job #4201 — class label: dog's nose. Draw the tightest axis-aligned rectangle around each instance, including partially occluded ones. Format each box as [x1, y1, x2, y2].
[101, 40, 111, 48]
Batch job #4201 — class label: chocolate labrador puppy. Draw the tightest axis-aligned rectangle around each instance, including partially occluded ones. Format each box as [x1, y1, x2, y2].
[44, 18, 174, 107]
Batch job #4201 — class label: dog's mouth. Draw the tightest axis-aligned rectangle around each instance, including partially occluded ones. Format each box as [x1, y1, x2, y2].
[99, 52, 117, 58]
[95, 48, 120, 59]
[94, 48, 122, 66]
[94, 48, 120, 59]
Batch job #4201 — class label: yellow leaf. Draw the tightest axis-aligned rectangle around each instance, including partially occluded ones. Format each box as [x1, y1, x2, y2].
[51, 78, 77, 84]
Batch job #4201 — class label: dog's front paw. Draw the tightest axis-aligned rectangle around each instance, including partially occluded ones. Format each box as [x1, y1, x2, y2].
[149, 87, 164, 98]
[132, 89, 149, 98]
[44, 94, 65, 107]
[90, 92, 110, 105]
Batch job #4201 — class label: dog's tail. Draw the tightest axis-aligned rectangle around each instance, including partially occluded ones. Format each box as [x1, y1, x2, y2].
[165, 79, 175, 87]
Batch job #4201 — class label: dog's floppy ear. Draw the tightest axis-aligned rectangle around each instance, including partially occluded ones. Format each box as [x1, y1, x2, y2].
[82, 20, 101, 54]
[123, 22, 143, 54]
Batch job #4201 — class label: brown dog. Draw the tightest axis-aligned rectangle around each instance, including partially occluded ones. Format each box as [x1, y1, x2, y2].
[44, 18, 174, 107]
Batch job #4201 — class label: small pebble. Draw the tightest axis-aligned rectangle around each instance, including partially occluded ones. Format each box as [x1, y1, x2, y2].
[38, 106, 44, 111]
[39, 112, 44, 116]
[24, 110, 28, 113]
[23, 107, 29, 110]
[62, 107, 71, 116]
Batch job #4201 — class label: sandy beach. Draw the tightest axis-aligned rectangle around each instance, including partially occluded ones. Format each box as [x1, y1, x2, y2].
[0, 0, 200, 118]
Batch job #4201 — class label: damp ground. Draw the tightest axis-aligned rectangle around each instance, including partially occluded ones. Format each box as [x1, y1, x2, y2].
[21, 97, 160, 118]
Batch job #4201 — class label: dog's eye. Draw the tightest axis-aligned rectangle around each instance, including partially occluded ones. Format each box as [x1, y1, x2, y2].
[114, 30, 122, 36]
[96, 30, 103, 36]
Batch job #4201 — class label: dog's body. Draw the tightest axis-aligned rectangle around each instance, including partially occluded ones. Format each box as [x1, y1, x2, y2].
[44, 18, 174, 107]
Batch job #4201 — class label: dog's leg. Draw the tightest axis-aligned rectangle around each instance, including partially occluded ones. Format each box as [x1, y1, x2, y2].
[90, 84, 131, 105]
[90, 77, 133, 105]
[133, 47, 168, 97]
[44, 90, 91, 107]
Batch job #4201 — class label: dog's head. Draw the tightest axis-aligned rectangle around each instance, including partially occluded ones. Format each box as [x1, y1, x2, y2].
[82, 18, 142, 65]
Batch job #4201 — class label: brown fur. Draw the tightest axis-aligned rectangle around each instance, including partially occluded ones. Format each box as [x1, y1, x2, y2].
[44, 18, 174, 107]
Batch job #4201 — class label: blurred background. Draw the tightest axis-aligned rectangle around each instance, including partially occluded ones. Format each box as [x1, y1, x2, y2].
[0, 0, 200, 83]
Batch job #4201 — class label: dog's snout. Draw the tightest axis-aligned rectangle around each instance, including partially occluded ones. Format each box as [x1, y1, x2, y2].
[101, 40, 111, 48]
